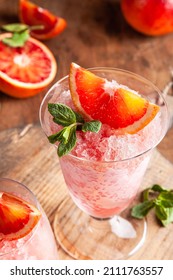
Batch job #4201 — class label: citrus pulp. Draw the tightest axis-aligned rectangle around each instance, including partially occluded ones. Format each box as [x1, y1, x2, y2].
[19, 0, 67, 40]
[0, 192, 41, 241]
[0, 33, 57, 98]
[69, 63, 160, 134]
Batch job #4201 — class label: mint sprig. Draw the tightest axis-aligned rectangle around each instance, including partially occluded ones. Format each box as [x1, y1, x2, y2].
[132, 185, 173, 226]
[2, 30, 29, 48]
[48, 103, 102, 157]
[0, 23, 44, 47]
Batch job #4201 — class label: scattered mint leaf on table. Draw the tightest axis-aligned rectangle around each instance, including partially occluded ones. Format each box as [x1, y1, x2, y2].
[161, 208, 173, 226]
[131, 200, 155, 219]
[48, 103, 102, 157]
[155, 204, 168, 221]
[158, 191, 173, 207]
[132, 185, 173, 226]
[150, 184, 164, 193]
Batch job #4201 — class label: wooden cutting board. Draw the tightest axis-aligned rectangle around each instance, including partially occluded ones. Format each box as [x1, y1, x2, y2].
[1, 121, 173, 260]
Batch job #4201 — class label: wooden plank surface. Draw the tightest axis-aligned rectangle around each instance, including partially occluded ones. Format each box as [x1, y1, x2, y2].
[0, 0, 173, 259]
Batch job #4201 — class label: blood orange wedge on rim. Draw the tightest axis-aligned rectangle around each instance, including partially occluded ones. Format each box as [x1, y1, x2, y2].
[19, 0, 67, 40]
[0, 192, 41, 241]
[0, 33, 57, 98]
[69, 63, 160, 134]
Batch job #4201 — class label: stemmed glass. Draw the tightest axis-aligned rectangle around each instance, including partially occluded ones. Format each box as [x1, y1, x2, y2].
[39, 67, 168, 260]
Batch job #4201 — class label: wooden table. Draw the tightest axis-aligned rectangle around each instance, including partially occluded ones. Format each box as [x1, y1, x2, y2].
[0, 0, 173, 260]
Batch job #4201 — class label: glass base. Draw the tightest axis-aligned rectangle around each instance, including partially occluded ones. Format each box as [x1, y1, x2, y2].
[53, 196, 147, 260]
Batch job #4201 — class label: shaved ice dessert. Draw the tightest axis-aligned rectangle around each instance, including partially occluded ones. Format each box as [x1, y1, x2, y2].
[40, 64, 168, 218]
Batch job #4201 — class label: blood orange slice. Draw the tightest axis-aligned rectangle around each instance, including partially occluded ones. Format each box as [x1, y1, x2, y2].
[19, 0, 67, 40]
[0, 33, 57, 98]
[69, 63, 160, 134]
[0, 192, 41, 241]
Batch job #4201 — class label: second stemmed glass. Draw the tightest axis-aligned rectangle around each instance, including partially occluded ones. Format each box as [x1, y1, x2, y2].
[0, 178, 58, 260]
[39, 67, 168, 260]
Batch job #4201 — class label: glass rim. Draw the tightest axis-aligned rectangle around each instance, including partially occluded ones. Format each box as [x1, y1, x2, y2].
[39, 66, 169, 164]
[0, 177, 40, 257]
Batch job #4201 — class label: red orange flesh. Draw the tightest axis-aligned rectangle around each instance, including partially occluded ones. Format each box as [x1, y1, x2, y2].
[0, 33, 57, 98]
[69, 63, 160, 134]
[0, 192, 41, 241]
[19, 0, 67, 40]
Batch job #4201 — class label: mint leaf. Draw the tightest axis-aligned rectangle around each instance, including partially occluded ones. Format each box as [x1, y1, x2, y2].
[0, 23, 46, 48]
[48, 103, 76, 126]
[158, 192, 173, 208]
[132, 184, 173, 226]
[151, 184, 167, 193]
[82, 120, 102, 133]
[155, 204, 168, 220]
[143, 187, 150, 201]
[2, 30, 29, 47]
[58, 126, 77, 157]
[161, 208, 173, 226]
[1, 23, 28, 33]
[74, 112, 84, 123]
[143, 184, 165, 201]
[131, 200, 155, 219]
[61, 126, 74, 144]
[48, 127, 70, 144]
[47, 103, 102, 156]
[1, 23, 44, 33]
[48, 125, 77, 145]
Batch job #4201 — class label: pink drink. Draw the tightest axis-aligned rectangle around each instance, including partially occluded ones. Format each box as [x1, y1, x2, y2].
[40, 68, 168, 219]
[0, 178, 58, 260]
[60, 153, 152, 218]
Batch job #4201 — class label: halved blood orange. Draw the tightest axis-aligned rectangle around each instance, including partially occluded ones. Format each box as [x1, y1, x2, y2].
[69, 63, 160, 134]
[0, 192, 41, 241]
[19, 0, 67, 40]
[0, 33, 57, 98]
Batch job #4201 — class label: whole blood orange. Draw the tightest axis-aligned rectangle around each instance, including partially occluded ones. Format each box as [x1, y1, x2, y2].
[69, 63, 160, 134]
[121, 0, 173, 36]
[0, 33, 57, 98]
[19, 0, 67, 40]
[0, 192, 41, 241]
